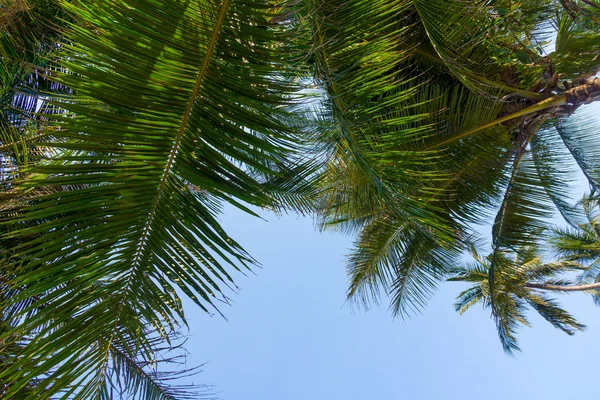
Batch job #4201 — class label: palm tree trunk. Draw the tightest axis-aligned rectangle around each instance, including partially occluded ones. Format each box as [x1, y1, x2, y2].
[525, 281, 600, 292]
[429, 78, 600, 150]
[565, 77, 600, 105]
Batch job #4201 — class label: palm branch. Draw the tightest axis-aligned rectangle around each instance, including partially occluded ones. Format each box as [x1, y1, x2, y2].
[1, 0, 312, 397]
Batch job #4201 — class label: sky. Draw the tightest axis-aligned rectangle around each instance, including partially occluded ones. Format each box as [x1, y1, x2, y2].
[178, 203, 600, 400]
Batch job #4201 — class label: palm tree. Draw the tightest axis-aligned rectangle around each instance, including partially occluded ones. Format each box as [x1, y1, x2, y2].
[310, 0, 600, 317]
[4, 0, 600, 395]
[448, 194, 600, 353]
[447, 245, 586, 354]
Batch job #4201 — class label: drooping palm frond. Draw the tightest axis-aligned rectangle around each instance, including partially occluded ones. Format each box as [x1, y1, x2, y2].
[454, 285, 484, 315]
[554, 106, 600, 192]
[346, 212, 462, 317]
[0, 254, 213, 399]
[531, 127, 584, 227]
[0, 0, 312, 397]
[490, 148, 553, 253]
[525, 293, 585, 335]
[98, 331, 214, 400]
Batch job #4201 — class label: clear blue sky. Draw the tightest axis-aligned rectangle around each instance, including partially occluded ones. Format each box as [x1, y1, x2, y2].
[179, 204, 600, 399]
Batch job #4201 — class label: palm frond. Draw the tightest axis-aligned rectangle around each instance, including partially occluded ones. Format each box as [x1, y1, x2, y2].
[345, 211, 462, 317]
[411, 0, 549, 95]
[552, 10, 600, 79]
[554, 105, 600, 192]
[453, 285, 484, 315]
[525, 294, 586, 335]
[531, 127, 583, 226]
[495, 153, 547, 247]
[386, 232, 457, 318]
[521, 260, 587, 281]
[491, 290, 529, 355]
[551, 226, 600, 262]
[1, 0, 311, 396]
[103, 334, 214, 400]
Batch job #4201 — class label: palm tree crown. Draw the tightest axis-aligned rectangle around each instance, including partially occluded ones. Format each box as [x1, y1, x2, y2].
[448, 245, 586, 354]
[310, 0, 600, 318]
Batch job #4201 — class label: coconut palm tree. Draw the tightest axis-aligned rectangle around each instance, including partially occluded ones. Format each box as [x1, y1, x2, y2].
[448, 194, 600, 353]
[310, 0, 600, 317]
[447, 245, 587, 354]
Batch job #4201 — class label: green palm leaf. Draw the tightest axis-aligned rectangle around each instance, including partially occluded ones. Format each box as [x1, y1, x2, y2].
[531, 127, 583, 227]
[346, 213, 461, 317]
[554, 105, 600, 192]
[1, 0, 309, 396]
[491, 148, 553, 253]
[553, 11, 600, 79]
[100, 332, 213, 400]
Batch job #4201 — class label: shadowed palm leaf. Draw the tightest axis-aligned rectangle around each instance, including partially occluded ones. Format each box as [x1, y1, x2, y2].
[1, 0, 311, 397]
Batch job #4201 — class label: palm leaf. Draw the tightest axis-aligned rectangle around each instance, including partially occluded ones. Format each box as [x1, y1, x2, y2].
[553, 11, 600, 79]
[453, 285, 484, 315]
[491, 146, 554, 257]
[412, 0, 548, 95]
[554, 105, 600, 192]
[346, 213, 460, 317]
[102, 332, 214, 400]
[525, 294, 585, 335]
[531, 127, 583, 226]
[1, 0, 310, 396]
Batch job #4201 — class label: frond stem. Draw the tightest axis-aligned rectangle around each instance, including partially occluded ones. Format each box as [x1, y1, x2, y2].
[132, 0, 232, 267]
[526, 282, 600, 291]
